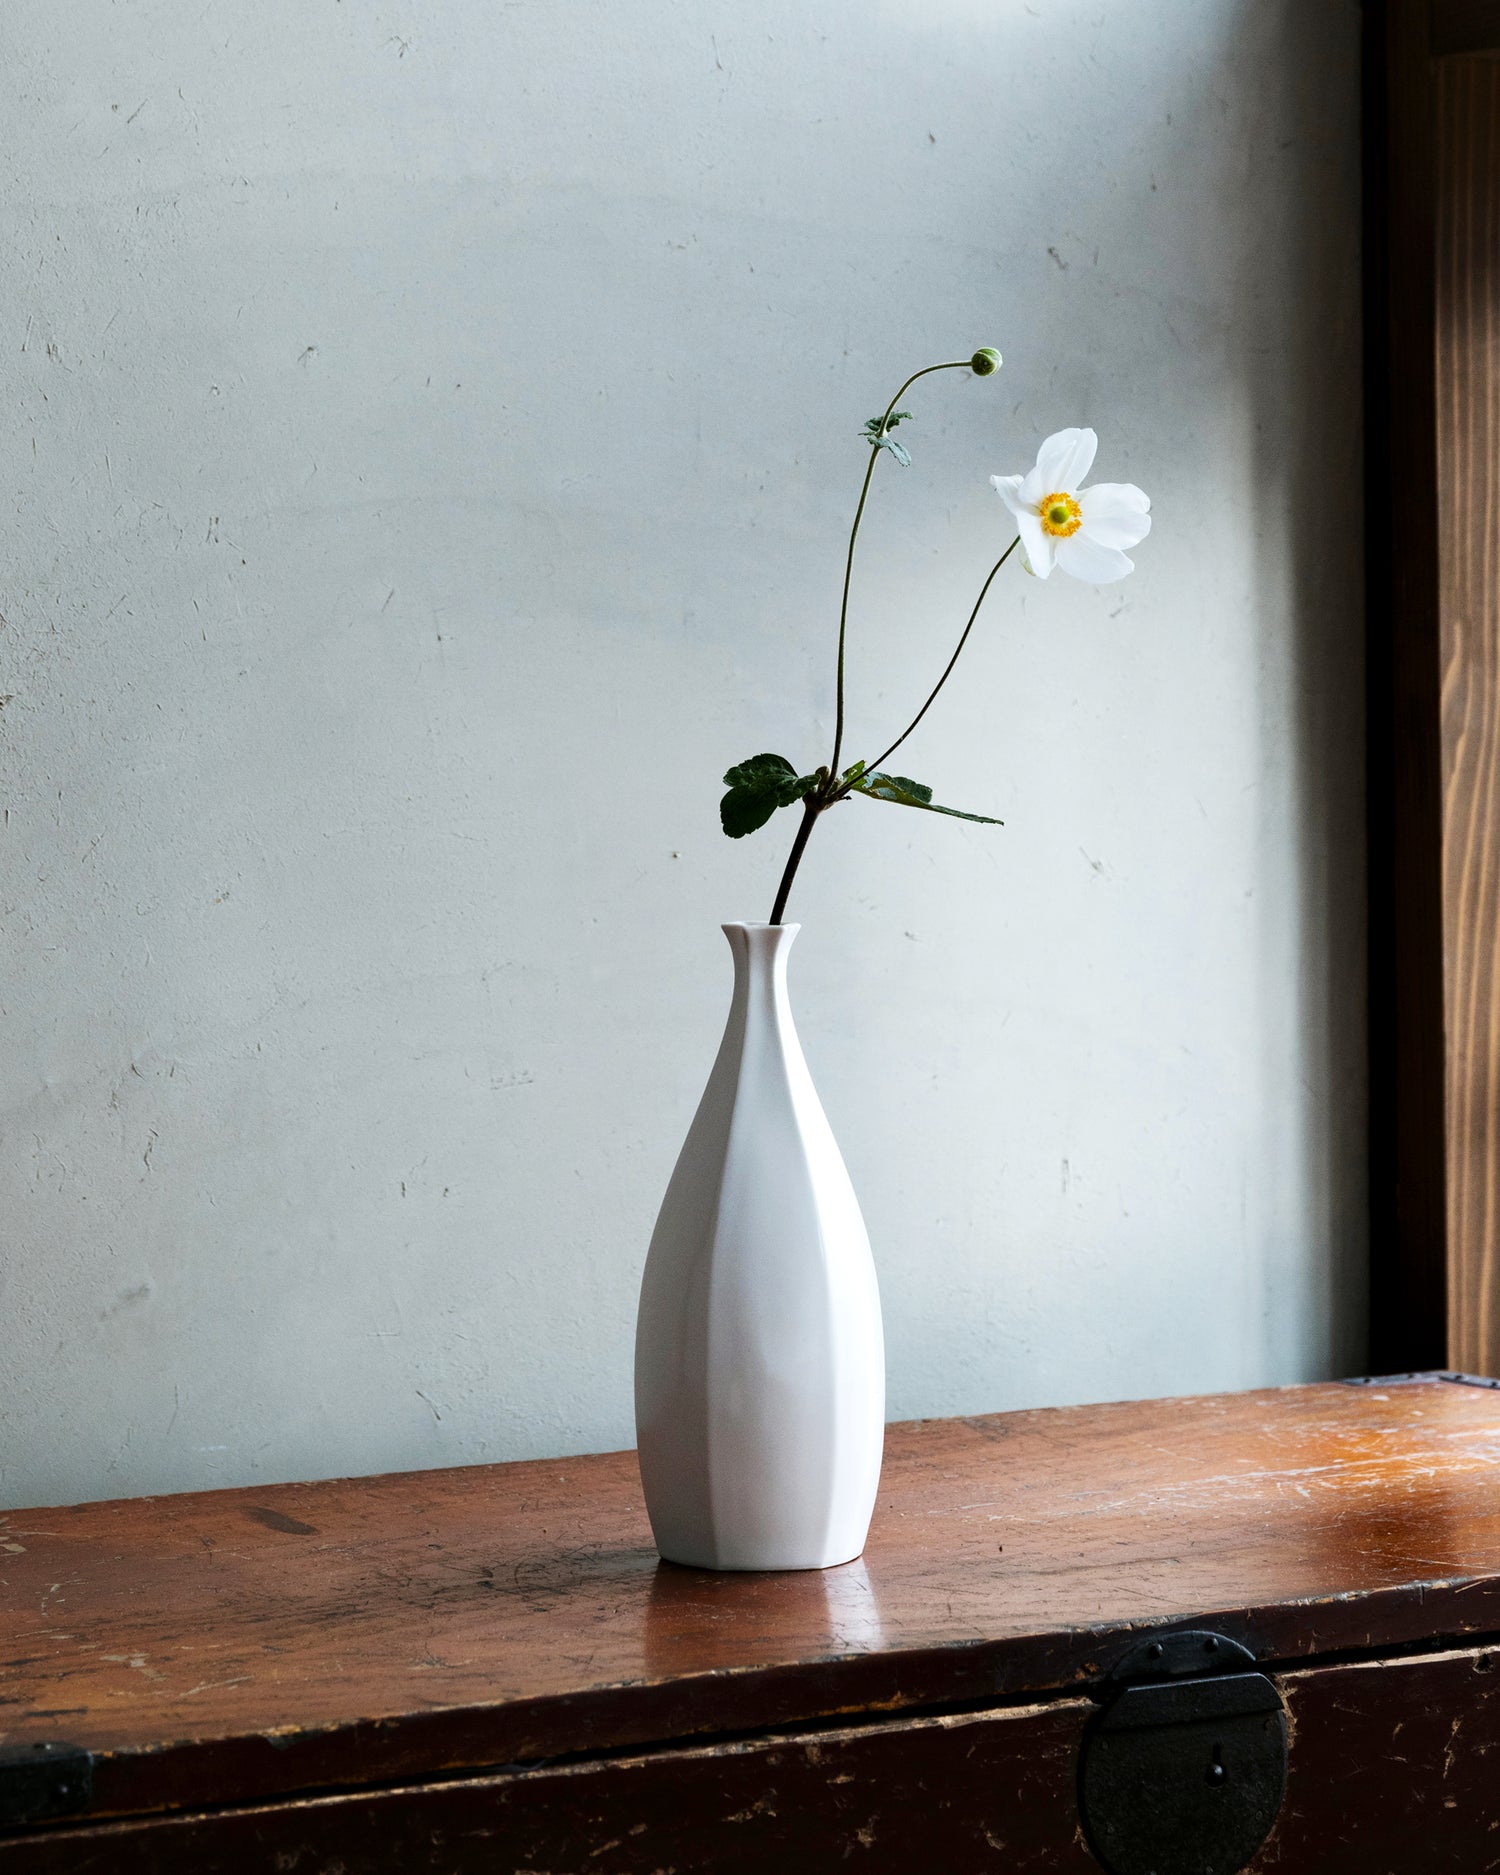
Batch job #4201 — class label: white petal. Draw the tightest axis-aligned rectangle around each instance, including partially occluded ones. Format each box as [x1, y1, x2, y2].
[1079, 481, 1150, 519]
[1082, 509, 1151, 553]
[1078, 483, 1152, 551]
[1016, 508, 1055, 578]
[1055, 532, 1134, 583]
[990, 473, 1026, 516]
[1018, 465, 1044, 505]
[1034, 427, 1098, 494]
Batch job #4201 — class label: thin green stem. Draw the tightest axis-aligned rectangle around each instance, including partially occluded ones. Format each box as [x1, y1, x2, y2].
[768, 796, 822, 926]
[861, 535, 1021, 779]
[771, 358, 994, 923]
[770, 532, 1017, 922]
[828, 360, 974, 782]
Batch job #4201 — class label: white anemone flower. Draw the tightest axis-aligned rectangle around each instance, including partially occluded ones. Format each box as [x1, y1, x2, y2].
[990, 428, 1151, 582]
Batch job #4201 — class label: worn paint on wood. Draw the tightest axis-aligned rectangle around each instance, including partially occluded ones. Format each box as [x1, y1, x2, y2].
[1266, 1644, 1500, 1869]
[5, 1379, 1500, 1827]
[8, 1647, 1500, 1872]
[0, 1698, 1099, 1873]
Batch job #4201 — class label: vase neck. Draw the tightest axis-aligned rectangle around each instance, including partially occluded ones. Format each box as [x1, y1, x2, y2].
[722, 922, 799, 1021]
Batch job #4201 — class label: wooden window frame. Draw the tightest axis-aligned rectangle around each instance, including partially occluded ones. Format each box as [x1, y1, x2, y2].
[1365, 0, 1500, 1369]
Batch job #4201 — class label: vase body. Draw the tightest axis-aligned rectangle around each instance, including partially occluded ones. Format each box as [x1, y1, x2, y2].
[635, 922, 885, 1571]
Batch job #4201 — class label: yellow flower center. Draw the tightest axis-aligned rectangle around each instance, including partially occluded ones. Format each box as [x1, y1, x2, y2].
[1039, 491, 1083, 537]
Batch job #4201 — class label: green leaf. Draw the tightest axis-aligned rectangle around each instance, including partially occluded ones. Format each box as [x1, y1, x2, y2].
[720, 785, 785, 838]
[871, 773, 933, 804]
[719, 753, 821, 838]
[851, 770, 1004, 826]
[859, 418, 914, 466]
[860, 411, 915, 462]
[723, 752, 798, 791]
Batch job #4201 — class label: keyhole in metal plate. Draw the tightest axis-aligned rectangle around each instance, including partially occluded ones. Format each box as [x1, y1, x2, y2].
[1080, 1630, 1288, 1875]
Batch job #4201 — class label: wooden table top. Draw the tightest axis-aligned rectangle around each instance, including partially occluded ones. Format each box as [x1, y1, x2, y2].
[5, 1375, 1500, 1821]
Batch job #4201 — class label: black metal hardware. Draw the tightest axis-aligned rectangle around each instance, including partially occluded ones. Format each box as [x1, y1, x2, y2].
[0, 1741, 93, 1829]
[1078, 1630, 1288, 1875]
[1343, 1369, 1500, 1387]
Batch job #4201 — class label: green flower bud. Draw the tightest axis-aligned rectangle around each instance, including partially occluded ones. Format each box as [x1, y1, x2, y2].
[970, 347, 1002, 376]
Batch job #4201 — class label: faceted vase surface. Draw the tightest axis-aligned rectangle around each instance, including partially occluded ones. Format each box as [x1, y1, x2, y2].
[634, 922, 885, 1571]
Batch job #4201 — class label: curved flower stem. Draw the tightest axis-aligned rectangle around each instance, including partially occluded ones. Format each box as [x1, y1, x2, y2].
[772, 359, 991, 925]
[768, 797, 822, 926]
[861, 535, 1021, 778]
[768, 535, 1019, 923]
[828, 360, 975, 783]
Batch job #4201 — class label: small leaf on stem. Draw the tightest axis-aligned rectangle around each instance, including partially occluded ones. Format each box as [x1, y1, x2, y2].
[721, 788, 786, 838]
[719, 753, 821, 838]
[860, 411, 913, 439]
[723, 753, 799, 791]
[850, 770, 1004, 825]
[859, 413, 915, 464]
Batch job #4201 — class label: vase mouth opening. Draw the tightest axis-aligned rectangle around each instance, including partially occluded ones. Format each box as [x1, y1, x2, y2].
[722, 921, 801, 932]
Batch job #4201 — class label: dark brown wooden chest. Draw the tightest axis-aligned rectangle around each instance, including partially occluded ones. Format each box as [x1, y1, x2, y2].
[4, 1373, 1500, 1872]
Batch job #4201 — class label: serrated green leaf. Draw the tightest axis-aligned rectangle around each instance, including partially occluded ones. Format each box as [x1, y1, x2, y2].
[720, 785, 784, 838]
[875, 773, 933, 803]
[719, 755, 822, 837]
[723, 752, 798, 791]
[852, 770, 1003, 826]
[860, 426, 914, 464]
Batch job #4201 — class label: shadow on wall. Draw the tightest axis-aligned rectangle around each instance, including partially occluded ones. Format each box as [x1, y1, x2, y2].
[869, 0, 1367, 1400]
[1239, 0, 1367, 1383]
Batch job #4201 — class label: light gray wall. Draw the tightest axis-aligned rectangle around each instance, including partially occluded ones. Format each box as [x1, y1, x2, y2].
[0, 0, 1366, 1510]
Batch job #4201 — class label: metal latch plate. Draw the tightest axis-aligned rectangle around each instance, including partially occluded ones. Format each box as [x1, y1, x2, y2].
[0, 1741, 94, 1830]
[1078, 1630, 1288, 1875]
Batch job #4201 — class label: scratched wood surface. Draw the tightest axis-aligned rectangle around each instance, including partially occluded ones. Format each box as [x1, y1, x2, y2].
[8, 1645, 1500, 1872]
[6, 1378, 1500, 1824]
[1439, 56, 1500, 1378]
[0, 1700, 1099, 1872]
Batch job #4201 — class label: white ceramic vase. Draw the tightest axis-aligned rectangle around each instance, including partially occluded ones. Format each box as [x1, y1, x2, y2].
[634, 922, 885, 1571]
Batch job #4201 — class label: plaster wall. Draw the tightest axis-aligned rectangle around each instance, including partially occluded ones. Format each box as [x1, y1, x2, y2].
[0, 0, 1366, 1507]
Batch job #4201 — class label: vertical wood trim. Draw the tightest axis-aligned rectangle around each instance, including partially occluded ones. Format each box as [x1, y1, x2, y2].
[1437, 58, 1500, 1375]
[1366, 0, 1451, 1370]
[1433, 0, 1500, 55]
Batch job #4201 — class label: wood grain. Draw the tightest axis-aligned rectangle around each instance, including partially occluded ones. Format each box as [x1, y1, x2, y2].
[8, 1644, 1500, 1872]
[0, 1700, 1102, 1874]
[1438, 58, 1500, 1376]
[1266, 1643, 1500, 1870]
[1434, 0, 1500, 55]
[7, 1380, 1500, 1827]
